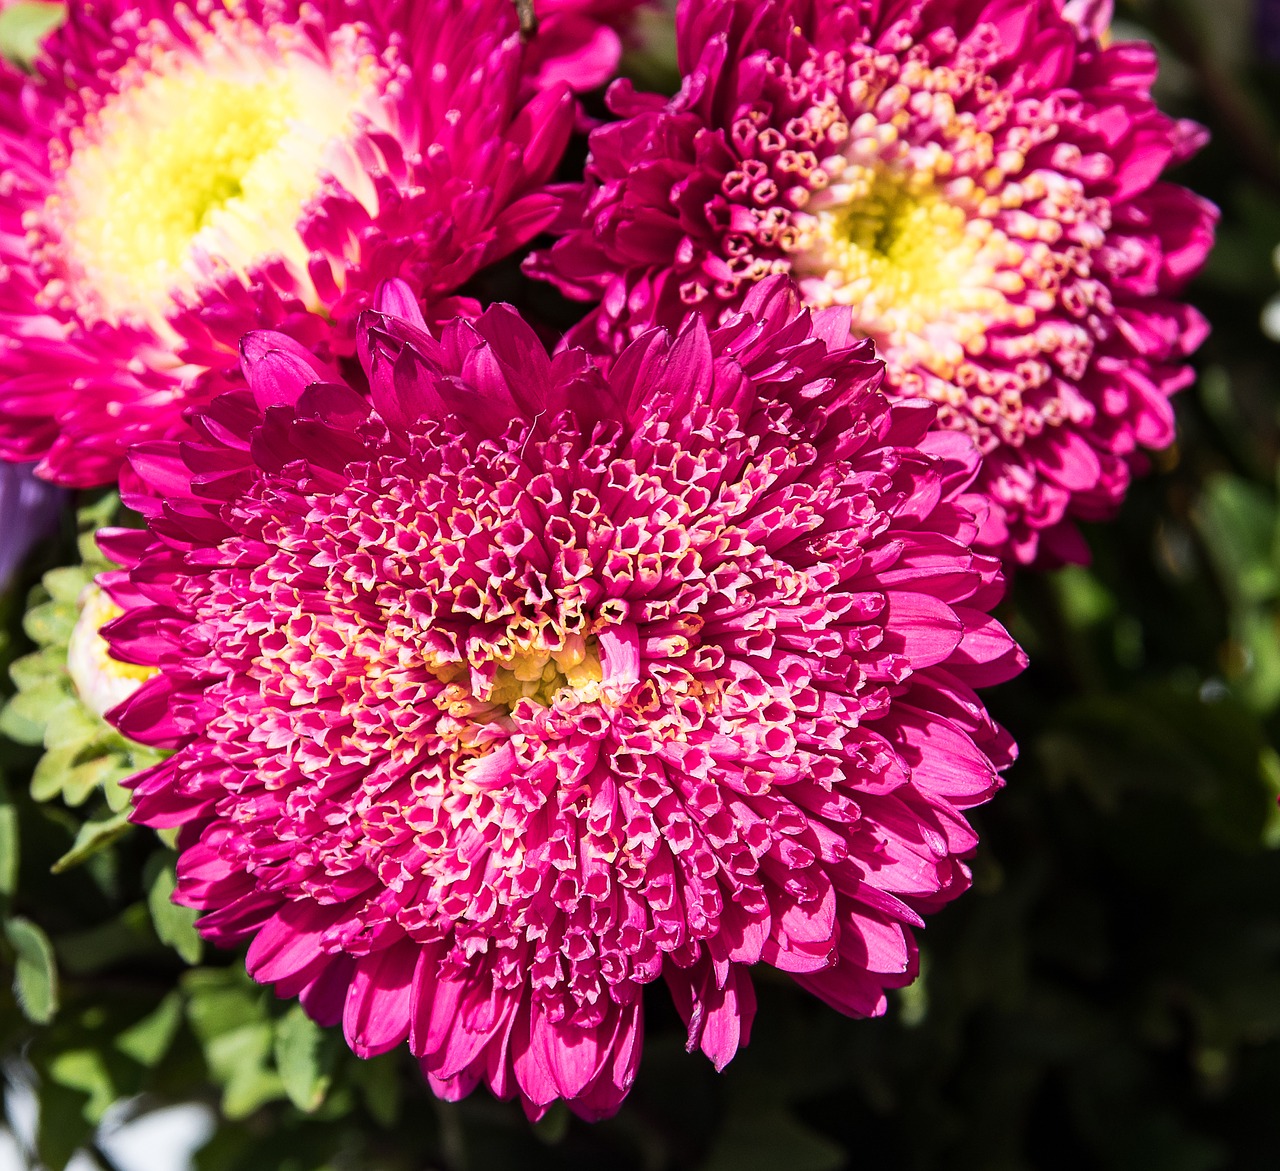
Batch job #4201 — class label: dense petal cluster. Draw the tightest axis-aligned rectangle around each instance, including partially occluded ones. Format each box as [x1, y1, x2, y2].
[533, 0, 1217, 564]
[99, 277, 1022, 1117]
[0, 0, 574, 487]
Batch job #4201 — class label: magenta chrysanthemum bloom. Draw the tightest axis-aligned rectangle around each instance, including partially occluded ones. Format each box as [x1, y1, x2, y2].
[533, 0, 1218, 564]
[99, 277, 1023, 1118]
[0, 0, 574, 488]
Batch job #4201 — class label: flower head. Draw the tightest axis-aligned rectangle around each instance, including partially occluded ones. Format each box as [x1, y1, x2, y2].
[102, 277, 1023, 1118]
[533, 0, 1218, 564]
[0, 0, 574, 487]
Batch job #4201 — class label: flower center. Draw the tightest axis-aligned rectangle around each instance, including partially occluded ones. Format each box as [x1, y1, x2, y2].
[794, 166, 1025, 376]
[46, 30, 370, 328]
[488, 635, 606, 711]
[67, 585, 159, 718]
[833, 171, 973, 303]
[433, 633, 607, 722]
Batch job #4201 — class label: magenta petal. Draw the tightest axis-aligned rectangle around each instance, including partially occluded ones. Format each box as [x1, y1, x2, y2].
[242, 348, 326, 410]
[537, 1013, 608, 1101]
[424, 1063, 482, 1103]
[127, 444, 195, 502]
[246, 900, 343, 985]
[0, 0, 575, 488]
[239, 331, 337, 386]
[598, 624, 641, 696]
[881, 592, 965, 667]
[471, 304, 554, 416]
[793, 965, 891, 1020]
[569, 1001, 644, 1120]
[700, 966, 756, 1071]
[839, 909, 910, 976]
[105, 676, 183, 748]
[512, 1006, 561, 1108]
[299, 956, 357, 1029]
[893, 708, 1003, 806]
[373, 279, 428, 329]
[343, 940, 418, 1058]
[949, 609, 1029, 686]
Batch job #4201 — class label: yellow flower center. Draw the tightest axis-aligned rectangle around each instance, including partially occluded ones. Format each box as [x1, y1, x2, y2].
[830, 175, 974, 307]
[489, 635, 606, 711]
[795, 167, 1031, 382]
[67, 585, 159, 719]
[47, 27, 373, 330]
[434, 633, 607, 720]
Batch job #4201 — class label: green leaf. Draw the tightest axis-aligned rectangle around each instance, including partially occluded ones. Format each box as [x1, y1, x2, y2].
[31, 742, 112, 805]
[1053, 565, 1117, 630]
[0, 1, 65, 70]
[184, 968, 259, 1042]
[41, 565, 89, 607]
[6, 915, 59, 1023]
[102, 772, 131, 813]
[61, 752, 130, 807]
[42, 702, 107, 754]
[0, 686, 69, 746]
[274, 1003, 336, 1113]
[0, 779, 18, 899]
[145, 853, 203, 964]
[533, 1101, 570, 1145]
[1041, 686, 1273, 851]
[51, 809, 133, 873]
[47, 1048, 117, 1124]
[117, 992, 184, 1068]
[896, 951, 929, 1028]
[9, 644, 72, 692]
[185, 968, 287, 1120]
[1236, 609, 1280, 712]
[212, 1025, 287, 1119]
[23, 599, 78, 650]
[76, 491, 124, 556]
[1261, 749, 1280, 850]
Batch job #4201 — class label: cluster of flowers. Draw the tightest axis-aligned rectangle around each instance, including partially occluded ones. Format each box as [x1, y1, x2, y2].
[0, 0, 1212, 1119]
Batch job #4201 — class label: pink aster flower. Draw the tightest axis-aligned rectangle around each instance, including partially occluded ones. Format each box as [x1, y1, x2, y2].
[532, 0, 1218, 565]
[97, 276, 1023, 1117]
[0, 0, 575, 488]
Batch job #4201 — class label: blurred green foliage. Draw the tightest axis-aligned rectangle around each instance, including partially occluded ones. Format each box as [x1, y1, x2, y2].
[4, 0, 1280, 1168]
